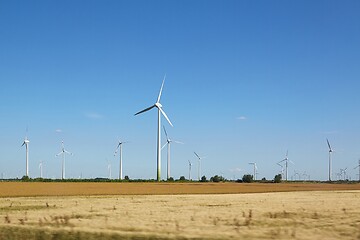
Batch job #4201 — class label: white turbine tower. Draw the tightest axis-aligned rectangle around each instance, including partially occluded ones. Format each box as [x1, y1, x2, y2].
[135, 76, 173, 181]
[107, 161, 112, 179]
[162, 126, 183, 180]
[56, 141, 73, 180]
[114, 140, 127, 180]
[22, 135, 30, 177]
[39, 161, 43, 178]
[188, 160, 193, 180]
[354, 159, 360, 182]
[194, 152, 205, 181]
[248, 162, 257, 180]
[326, 139, 333, 181]
[278, 151, 292, 181]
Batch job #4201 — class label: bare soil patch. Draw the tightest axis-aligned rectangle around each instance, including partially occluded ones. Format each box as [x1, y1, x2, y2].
[1, 182, 360, 197]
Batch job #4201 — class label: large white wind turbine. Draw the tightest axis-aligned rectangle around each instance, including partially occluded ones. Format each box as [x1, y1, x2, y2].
[278, 150, 292, 181]
[56, 141, 73, 180]
[188, 160, 193, 180]
[248, 162, 257, 180]
[326, 139, 333, 181]
[135, 76, 173, 181]
[194, 152, 205, 181]
[21, 135, 30, 177]
[162, 126, 183, 180]
[114, 140, 127, 180]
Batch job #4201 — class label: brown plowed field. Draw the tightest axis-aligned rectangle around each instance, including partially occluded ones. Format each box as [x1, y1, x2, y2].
[1, 182, 360, 197]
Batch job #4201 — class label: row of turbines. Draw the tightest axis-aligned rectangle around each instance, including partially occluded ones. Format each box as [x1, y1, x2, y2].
[19, 76, 206, 181]
[18, 77, 360, 181]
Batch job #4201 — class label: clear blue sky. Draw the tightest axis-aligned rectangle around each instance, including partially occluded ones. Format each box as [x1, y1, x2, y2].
[1, 0, 359, 180]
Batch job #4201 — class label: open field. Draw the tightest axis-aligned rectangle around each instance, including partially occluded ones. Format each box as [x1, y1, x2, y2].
[1, 183, 360, 239]
[1, 182, 360, 197]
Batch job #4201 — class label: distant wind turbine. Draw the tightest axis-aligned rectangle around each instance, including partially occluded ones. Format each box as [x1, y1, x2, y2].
[135, 76, 173, 181]
[194, 152, 205, 181]
[107, 160, 112, 179]
[162, 126, 183, 180]
[188, 160, 193, 180]
[56, 141, 73, 180]
[354, 159, 360, 182]
[21, 134, 30, 177]
[114, 140, 127, 180]
[248, 162, 257, 180]
[39, 161, 43, 178]
[278, 150, 293, 181]
[326, 139, 334, 181]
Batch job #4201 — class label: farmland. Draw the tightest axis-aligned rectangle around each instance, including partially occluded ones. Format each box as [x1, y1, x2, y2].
[0, 182, 360, 239]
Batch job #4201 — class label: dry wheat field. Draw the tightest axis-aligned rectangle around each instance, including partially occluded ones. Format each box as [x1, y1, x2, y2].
[0, 182, 360, 239]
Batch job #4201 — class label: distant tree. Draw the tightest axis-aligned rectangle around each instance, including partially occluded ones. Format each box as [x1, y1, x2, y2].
[21, 175, 30, 182]
[274, 174, 282, 183]
[210, 175, 226, 182]
[261, 177, 266, 181]
[168, 177, 174, 182]
[242, 174, 253, 183]
[179, 176, 186, 181]
[124, 176, 130, 181]
[200, 175, 207, 182]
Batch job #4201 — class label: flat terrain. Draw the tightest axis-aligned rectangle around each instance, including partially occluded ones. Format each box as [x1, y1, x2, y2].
[1, 182, 360, 197]
[1, 182, 360, 239]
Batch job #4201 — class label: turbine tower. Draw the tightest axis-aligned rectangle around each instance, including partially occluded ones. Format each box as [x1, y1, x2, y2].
[278, 151, 292, 181]
[188, 160, 193, 180]
[107, 161, 112, 179]
[39, 161, 43, 178]
[135, 76, 173, 181]
[114, 140, 127, 180]
[354, 159, 360, 182]
[56, 141, 73, 180]
[21, 135, 30, 177]
[248, 162, 257, 180]
[194, 152, 205, 181]
[162, 126, 183, 180]
[326, 139, 333, 181]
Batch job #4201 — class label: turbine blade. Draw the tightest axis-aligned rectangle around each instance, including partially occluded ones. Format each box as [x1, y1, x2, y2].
[21, 142, 25, 147]
[161, 143, 167, 150]
[174, 140, 184, 144]
[326, 139, 332, 150]
[56, 152, 63, 157]
[159, 107, 173, 126]
[163, 125, 168, 139]
[156, 75, 166, 103]
[135, 105, 155, 116]
[194, 152, 200, 159]
[64, 150, 72, 155]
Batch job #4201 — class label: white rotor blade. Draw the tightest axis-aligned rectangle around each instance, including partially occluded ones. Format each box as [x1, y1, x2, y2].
[157, 75, 166, 103]
[135, 105, 155, 116]
[161, 143, 167, 150]
[194, 152, 200, 159]
[64, 150, 72, 155]
[173, 140, 184, 144]
[56, 152, 63, 157]
[163, 125, 169, 139]
[159, 107, 173, 127]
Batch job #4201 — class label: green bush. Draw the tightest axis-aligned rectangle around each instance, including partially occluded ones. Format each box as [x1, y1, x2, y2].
[242, 174, 253, 183]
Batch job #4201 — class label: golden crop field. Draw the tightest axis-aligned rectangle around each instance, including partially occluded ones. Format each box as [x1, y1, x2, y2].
[0, 182, 360, 239]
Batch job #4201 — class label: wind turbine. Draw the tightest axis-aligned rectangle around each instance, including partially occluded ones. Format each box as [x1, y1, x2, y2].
[248, 162, 257, 180]
[135, 76, 173, 181]
[114, 140, 127, 180]
[188, 160, 193, 180]
[39, 161, 43, 178]
[354, 159, 360, 182]
[56, 141, 73, 180]
[162, 126, 183, 180]
[107, 160, 112, 179]
[278, 150, 293, 181]
[194, 152, 205, 181]
[21, 134, 30, 177]
[326, 139, 334, 181]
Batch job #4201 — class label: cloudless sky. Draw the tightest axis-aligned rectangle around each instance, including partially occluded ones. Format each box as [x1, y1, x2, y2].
[1, 0, 360, 180]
